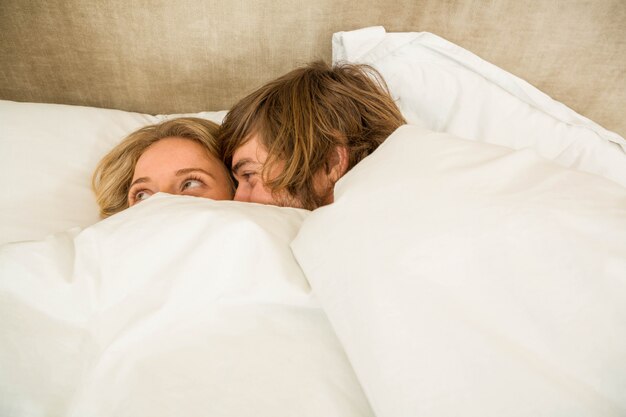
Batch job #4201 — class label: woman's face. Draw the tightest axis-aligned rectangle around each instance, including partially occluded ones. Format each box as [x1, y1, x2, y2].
[128, 137, 233, 207]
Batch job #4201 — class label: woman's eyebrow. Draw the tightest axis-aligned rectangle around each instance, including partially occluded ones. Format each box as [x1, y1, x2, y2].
[175, 167, 216, 180]
[130, 177, 150, 187]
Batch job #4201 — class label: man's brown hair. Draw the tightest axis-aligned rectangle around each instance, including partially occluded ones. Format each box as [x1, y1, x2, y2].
[219, 60, 406, 209]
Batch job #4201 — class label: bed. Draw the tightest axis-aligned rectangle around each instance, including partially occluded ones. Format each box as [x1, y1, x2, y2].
[1, 1, 625, 416]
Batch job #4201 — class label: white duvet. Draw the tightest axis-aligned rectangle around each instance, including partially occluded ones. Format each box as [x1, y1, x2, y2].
[0, 196, 373, 417]
[293, 125, 626, 417]
[2, 125, 625, 417]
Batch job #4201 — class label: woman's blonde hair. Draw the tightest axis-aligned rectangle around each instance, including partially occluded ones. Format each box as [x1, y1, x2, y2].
[219, 60, 406, 210]
[92, 117, 228, 218]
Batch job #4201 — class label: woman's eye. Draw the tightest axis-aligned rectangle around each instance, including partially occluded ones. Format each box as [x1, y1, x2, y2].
[182, 179, 203, 190]
[135, 190, 151, 201]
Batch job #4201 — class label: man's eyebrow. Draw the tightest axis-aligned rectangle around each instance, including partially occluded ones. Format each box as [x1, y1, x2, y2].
[175, 168, 216, 180]
[130, 177, 150, 187]
[232, 159, 255, 175]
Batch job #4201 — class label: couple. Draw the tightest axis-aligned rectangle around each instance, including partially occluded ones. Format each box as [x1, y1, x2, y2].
[93, 61, 406, 216]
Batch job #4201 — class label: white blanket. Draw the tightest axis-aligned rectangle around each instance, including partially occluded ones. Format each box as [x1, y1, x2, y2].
[292, 125, 626, 417]
[2, 126, 625, 416]
[0, 196, 373, 417]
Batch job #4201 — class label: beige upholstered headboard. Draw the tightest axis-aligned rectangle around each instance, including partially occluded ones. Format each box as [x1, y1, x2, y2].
[1, 0, 624, 137]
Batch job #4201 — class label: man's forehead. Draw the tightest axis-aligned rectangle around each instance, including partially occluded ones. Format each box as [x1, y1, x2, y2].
[232, 135, 268, 168]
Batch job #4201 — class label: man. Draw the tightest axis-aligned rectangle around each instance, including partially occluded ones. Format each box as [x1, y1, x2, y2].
[219, 60, 406, 210]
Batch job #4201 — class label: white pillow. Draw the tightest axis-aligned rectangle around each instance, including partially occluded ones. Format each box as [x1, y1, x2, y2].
[0, 194, 374, 417]
[0, 100, 227, 245]
[332, 27, 626, 188]
[291, 125, 626, 417]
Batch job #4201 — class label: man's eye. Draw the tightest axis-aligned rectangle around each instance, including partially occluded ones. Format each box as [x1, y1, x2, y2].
[241, 172, 255, 180]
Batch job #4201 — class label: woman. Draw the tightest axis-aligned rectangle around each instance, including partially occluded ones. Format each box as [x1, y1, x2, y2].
[93, 117, 234, 218]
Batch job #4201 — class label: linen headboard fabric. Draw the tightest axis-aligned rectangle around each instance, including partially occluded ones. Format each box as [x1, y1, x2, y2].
[1, 0, 625, 137]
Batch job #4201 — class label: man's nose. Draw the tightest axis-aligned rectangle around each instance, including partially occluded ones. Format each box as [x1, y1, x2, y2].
[233, 186, 249, 202]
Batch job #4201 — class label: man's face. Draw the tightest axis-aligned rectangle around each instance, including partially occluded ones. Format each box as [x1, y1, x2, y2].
[231, 134, 302, 208]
